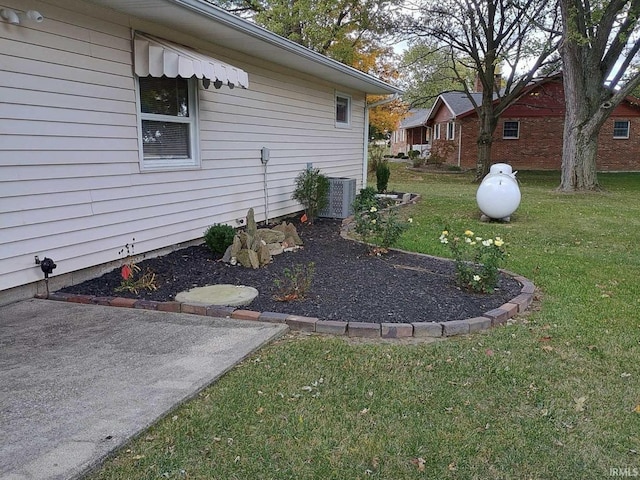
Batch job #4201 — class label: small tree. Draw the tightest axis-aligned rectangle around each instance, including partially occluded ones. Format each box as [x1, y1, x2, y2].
[376, 161, 391, 193]
[292, 168, 330, 222]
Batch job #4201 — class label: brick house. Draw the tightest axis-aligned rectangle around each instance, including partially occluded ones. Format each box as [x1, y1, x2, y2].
[425, 76, 640, 171]
[390, 108, 430, 156]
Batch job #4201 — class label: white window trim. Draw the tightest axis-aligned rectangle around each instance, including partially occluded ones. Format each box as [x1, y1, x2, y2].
[335, 92, 352, 128]
[135, 76, 201, 172]
[433, 123, 441, 140]
[446, 121, 455, 140]
[613, 120, 630, 139]
[503, 120, 520, 139]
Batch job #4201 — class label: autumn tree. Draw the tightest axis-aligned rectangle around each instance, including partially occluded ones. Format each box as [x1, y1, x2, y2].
[399, 40, 470, 108]
[408, 0, 561, 179]
[559, 0, 640, 191]
[212, 0, 403, 65]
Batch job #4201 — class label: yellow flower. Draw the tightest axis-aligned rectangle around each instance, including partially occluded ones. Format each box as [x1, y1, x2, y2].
[442, 230, 449, 236]
[464, 230, 474, 236]
[494, 237, 504, 247]
[370, 206, 378, 213]
[371, 219, 376, 224]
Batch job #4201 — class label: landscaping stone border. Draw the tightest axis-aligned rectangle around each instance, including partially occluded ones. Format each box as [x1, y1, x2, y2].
[37, 272, 534, 340]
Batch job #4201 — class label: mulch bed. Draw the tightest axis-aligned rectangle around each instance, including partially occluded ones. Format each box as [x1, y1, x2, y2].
[59, 218, 522, 324]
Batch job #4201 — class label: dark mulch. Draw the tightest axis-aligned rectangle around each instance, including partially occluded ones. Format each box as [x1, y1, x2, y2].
[59, 218, 522, 324]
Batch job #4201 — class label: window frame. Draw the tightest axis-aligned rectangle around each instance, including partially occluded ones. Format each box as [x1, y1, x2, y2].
[335, 92, 352, 128]
[503, 120, 520, 139]
[136, 76, 200, 172]
[613, 120, 630, 139]
[433, 123, 441, 140]
[446, 121, 455, 140]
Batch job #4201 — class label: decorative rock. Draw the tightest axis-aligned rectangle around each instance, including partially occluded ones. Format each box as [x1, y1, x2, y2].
[176, 284, 259, 307]
[222, 244, 233, 263]
[256, 229, 285, 244]
[257, 244, 272, 266]
[246, 208, 257, 237]
[285, 222, 303, 245]
[237, 249, 259, 269]
[267, 243, 284, 255]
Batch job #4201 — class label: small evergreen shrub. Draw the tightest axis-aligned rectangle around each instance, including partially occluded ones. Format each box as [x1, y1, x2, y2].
[292, 168, 330, 221]
[376, 161, 391, 193]
[204, 224, 236, 255]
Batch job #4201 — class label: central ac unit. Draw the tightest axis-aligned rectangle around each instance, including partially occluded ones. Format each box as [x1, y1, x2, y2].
[319, 177, 356, 219]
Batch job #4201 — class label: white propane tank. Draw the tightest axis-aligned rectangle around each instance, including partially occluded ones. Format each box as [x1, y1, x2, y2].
[476, 163, 521, 220]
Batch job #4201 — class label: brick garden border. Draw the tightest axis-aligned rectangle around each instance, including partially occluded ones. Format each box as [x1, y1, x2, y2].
[37, 272, 534, 340]
[38, 195, 535, 339]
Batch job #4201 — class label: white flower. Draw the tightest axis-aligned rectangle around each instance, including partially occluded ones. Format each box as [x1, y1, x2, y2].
[465, 237, 473, 243]
[408, 218, 413, 223]
[370, 206, 378, 213]
[482, 239, 493, 247]
[473, 275, 481, 282]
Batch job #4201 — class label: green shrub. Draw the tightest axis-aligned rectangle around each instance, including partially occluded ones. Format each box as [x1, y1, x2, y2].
[376, 161, 391, 193]
[292, 168, 330, 221]
[204, 224, 236, 255]
[368, 143, 386, 172]
[353, 187, 378, 214]
[396, 152, 405, 158]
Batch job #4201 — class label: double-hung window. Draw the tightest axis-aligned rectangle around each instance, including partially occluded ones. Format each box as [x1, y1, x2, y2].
[335, 93, 351, 127]
[446, 122, 455, 140]
[433, 124, 441, 140]
[503, 121, 520, 139]
[613, 120, 630, 139]
[138, 76, 199, 170]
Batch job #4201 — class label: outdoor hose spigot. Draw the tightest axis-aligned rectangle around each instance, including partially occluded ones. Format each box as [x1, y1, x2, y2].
[40, 257, 56, 279]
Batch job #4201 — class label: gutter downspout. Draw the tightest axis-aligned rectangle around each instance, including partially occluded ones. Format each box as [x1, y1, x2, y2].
[457, 122, 462, 168]
[363, 93, 400, 187]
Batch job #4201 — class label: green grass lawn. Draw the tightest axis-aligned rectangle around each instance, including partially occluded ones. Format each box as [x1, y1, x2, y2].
[89, 165, 640, 479]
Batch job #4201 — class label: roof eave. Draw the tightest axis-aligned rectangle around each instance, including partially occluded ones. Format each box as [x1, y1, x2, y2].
[84, 0, 402, 95]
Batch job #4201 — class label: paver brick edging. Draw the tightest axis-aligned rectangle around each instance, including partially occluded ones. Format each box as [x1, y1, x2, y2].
[38, 264, 535, 340]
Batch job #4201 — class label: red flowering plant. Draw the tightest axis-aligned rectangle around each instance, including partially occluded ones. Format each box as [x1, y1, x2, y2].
[114, 239, 157, 295]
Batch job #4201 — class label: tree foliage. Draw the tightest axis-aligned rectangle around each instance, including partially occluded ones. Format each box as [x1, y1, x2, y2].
[212, 0, 403, 65]
[559, 0, 640, 191]
[407, 0, 561, 179]
[399, 40, 470, 108]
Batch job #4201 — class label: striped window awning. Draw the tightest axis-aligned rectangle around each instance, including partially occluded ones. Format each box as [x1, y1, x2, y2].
[133, 33, 249, 89]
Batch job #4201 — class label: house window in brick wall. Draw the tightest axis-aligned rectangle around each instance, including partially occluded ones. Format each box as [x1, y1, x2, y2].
[446, 121, 455, 140]
[503, 121, 520, 139]
[433, 123, 441, 140]
[613, 120, 630, 139]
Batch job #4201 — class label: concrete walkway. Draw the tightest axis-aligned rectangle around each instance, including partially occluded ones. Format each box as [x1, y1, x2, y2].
[0, 299, 288, 480]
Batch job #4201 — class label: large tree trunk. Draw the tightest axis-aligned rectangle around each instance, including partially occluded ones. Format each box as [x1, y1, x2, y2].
[558, 0, 609, 192]
[559, 111, 600, 191]
[475, 101, 497, 182]
[559, 50, 603, 191]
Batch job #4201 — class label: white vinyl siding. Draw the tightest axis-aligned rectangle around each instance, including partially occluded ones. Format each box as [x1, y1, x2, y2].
[0, 0, 368, 292]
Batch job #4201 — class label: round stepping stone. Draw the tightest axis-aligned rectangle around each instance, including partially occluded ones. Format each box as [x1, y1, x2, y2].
[175, 284, 258, 307]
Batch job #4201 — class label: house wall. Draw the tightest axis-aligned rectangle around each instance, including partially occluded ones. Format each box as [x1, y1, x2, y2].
[0, 0, 368, 298]
[446, 79, 640, 171]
